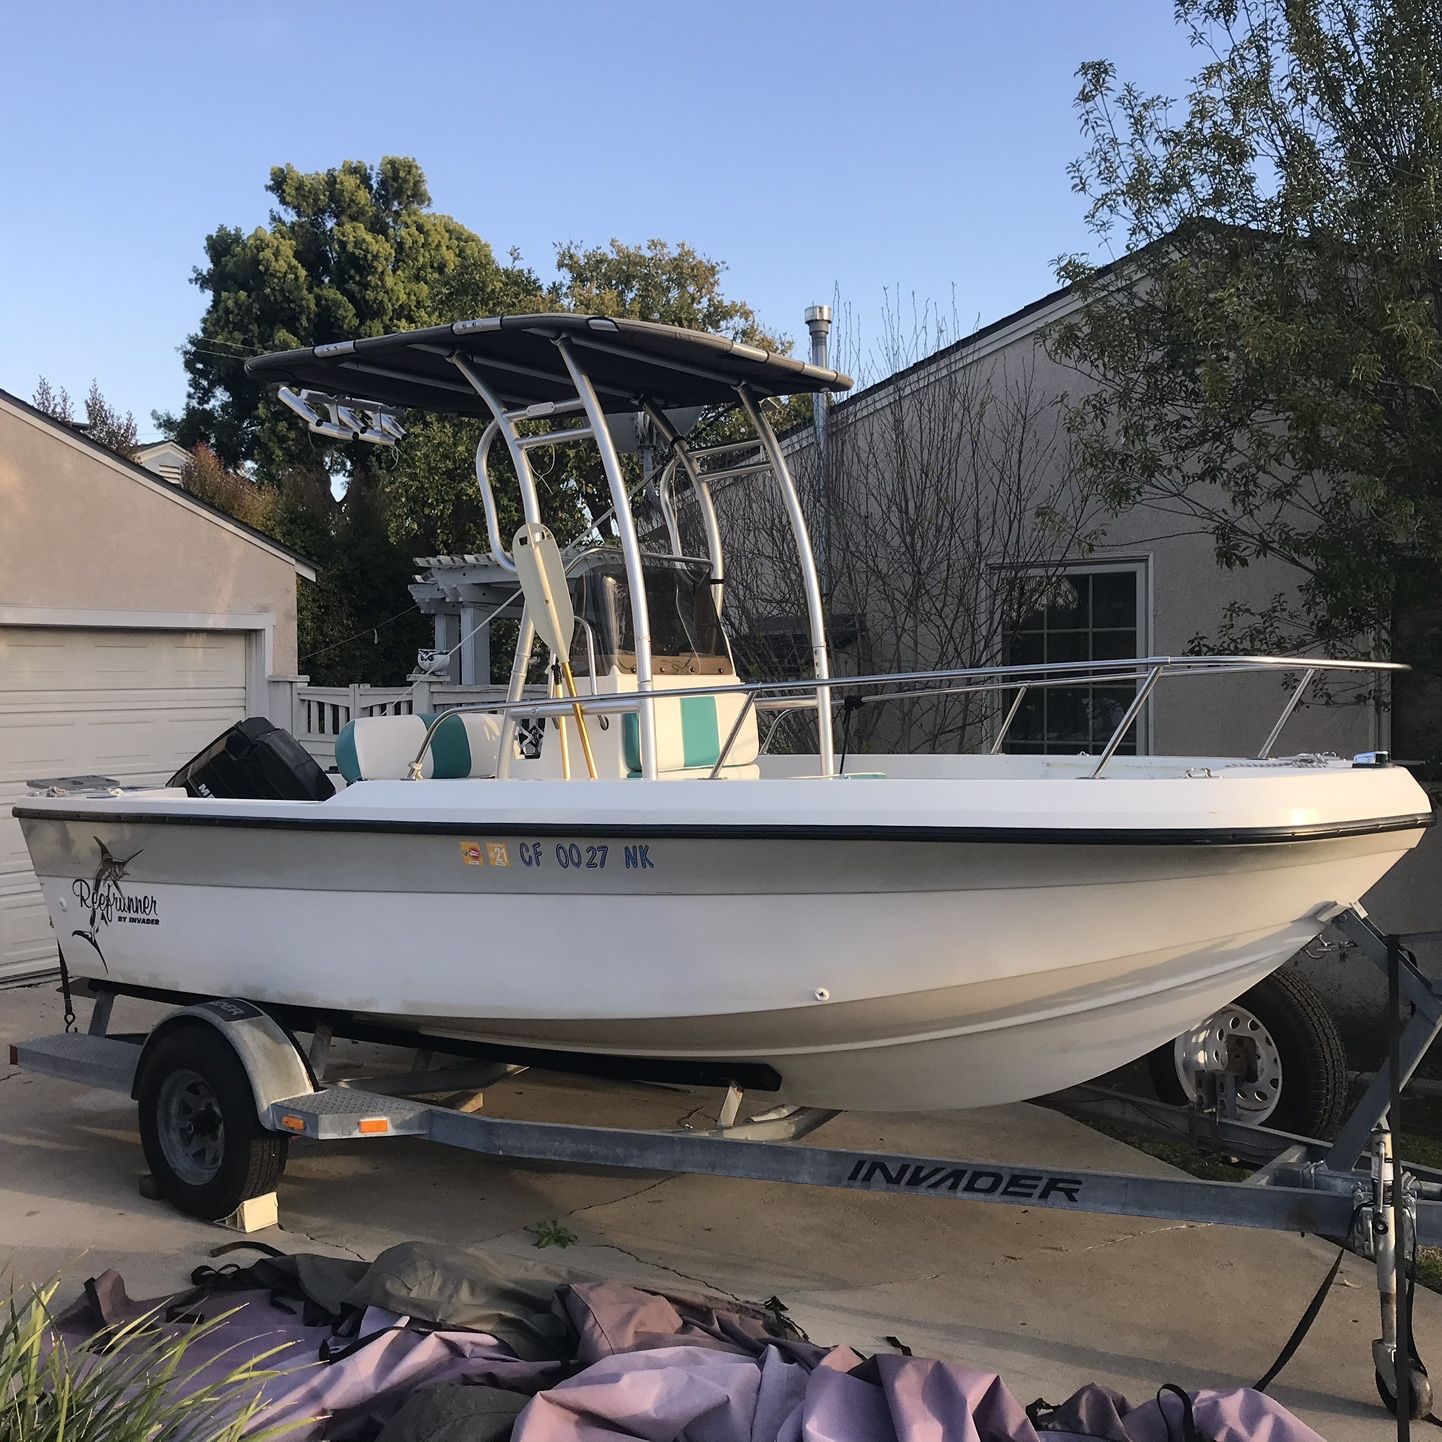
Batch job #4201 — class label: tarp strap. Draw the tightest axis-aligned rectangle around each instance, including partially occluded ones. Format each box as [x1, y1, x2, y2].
[58, 945, 75, 1033]
[1253, 1243, 1348, 1393]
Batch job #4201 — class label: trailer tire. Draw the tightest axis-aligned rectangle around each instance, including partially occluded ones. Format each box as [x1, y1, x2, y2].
[136, 1024, 288, 1220]
[1148, 968, 1347, 1136]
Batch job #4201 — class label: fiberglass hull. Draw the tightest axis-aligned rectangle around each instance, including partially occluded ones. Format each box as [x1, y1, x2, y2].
[15, 765, 1430, 1112]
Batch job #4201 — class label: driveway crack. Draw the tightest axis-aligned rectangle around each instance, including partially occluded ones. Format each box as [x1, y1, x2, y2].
[552, 1175, 676, 1222]
[1079, 1221, 1202, 1252]
[274, 1223, 369, 1263]
[590, 1241, 747, 1305]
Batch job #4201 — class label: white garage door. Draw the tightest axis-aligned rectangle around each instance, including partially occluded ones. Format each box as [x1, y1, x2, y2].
[0, 627, 248, 982]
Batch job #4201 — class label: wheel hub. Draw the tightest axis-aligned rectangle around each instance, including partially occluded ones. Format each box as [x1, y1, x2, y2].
[156, 1068, 225, 1185]
[1172, 1003, 1283, 1124]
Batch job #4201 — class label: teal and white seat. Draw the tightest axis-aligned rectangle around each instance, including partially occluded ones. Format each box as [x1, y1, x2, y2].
[620, 690, 758, 777]
[333, 685, 759, 783]
[335, 712, 504, 782]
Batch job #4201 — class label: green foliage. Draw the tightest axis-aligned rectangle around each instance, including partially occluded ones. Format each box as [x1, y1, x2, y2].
[0, 1275, 303, 1442]
[32, 378, 74, 425]
[1049, 0, 1442, 669]
[160, 156, 548, 684]
[163, 163, 794, 682]
[175, 444, 418, 683]
[181, 443, 281, 532]
[166, 156, 544, 481]
[33, 378, 138, 459]
[526, 1219, 578, 1249]
[296, 469, 431, 684]
[553, 238, 780, 346]
[543, 239, 801, 526]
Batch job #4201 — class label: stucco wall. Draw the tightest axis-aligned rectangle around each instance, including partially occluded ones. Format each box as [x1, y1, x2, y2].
[0, 400, 301, 673]
[786, 327, 1382, 762]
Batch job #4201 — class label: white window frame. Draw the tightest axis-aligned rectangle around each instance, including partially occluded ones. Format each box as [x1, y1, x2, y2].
[995, 558, 1152, 755]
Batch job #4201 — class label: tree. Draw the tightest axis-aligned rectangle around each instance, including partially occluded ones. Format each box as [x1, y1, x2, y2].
[33, 377, 138, 458]
[717, 299, 1101, 754]
[553, 239, 780, 345]
[32, 377, 73, 423]
[541, 238, 806, 528]
[162, 160, 796, 683]
[181, 443, 279, 532]
[159, 158, 549, 683]
[178, 442, 424, 685]
[165, 156, 545, 481]
[1049, 0, 1442, 682]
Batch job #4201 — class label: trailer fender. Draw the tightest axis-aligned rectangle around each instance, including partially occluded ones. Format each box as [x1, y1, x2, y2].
[131, 999, 315, 1118]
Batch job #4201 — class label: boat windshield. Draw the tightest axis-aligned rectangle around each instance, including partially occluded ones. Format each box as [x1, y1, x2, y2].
[569, 555, 732, 677]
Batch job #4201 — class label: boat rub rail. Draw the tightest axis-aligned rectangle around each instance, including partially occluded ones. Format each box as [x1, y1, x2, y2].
[11, 806, 1435, 847]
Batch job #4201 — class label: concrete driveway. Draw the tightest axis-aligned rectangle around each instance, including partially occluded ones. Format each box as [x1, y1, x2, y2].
[1, 979, 1433, 1439]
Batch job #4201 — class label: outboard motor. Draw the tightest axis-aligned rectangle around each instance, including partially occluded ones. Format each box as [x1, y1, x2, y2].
[169, 717, 335, 801]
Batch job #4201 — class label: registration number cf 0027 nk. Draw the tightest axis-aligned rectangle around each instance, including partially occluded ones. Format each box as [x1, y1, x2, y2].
[459, 839, 658, 872]
[520, 841, 656, 871]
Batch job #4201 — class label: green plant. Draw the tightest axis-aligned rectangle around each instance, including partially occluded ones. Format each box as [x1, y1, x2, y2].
[0, 1276, 304, 1442]
[526, 1220, 579, 1250]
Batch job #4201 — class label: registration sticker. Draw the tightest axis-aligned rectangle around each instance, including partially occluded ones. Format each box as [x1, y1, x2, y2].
[486, 842, 511, 868]
[460, 840, 484, 866]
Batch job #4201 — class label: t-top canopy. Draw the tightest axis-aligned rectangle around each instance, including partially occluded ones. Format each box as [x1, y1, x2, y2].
[245, 313, 853, 417]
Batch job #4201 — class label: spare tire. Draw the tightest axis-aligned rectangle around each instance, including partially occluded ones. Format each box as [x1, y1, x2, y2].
[1148, 967, 1347, 1137]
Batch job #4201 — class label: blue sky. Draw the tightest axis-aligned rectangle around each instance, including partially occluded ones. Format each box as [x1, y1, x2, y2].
[0, 2, 1199, 432]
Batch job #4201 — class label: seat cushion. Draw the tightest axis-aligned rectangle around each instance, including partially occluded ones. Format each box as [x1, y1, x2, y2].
[621, 693, 756, 775]
[335, 713, 503, 782]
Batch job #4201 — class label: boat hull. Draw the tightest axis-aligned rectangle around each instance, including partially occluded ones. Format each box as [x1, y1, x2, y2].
[17, 799, 1426, 1111]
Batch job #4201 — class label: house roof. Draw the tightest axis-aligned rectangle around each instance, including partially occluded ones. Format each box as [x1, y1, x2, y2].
[832, 221, 1292, 431]
[795, 242, 1151, 432]
[0, 387, 319, 579]
[828, 278, 1082, 418]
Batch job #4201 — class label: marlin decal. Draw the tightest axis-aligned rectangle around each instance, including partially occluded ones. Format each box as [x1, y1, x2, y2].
[93, 837, 141, 891]
[70, 838, 146, 972]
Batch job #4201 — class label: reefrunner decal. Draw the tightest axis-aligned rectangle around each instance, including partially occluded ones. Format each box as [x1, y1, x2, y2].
[845, 1156, 1084, 1203]
[69, 837, 160, 971]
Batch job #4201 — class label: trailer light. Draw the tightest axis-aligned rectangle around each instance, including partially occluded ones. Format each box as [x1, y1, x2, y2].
[279, 1114, 306, 1132]
[358, 1118, 390, 1136]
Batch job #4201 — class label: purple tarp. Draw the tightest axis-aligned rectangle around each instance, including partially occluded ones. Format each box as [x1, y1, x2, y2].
[50, 1261, 1326, 1442]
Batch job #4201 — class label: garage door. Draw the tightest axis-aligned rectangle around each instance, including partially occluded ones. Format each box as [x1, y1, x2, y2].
[0, 627, 248, 982]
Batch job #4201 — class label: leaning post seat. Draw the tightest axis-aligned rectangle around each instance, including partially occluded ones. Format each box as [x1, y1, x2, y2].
[335, 712, 503, 782]
[619, 687, 759, 777]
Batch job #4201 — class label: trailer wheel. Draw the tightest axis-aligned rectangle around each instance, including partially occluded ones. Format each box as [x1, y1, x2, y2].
[1148, 968, 1347, 1136]
[136, 1025, 288, 1220]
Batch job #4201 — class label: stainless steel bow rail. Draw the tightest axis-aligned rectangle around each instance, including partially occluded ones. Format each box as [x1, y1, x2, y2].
[9, 903, 1437, 1422]
[406, 652, 1404, 782]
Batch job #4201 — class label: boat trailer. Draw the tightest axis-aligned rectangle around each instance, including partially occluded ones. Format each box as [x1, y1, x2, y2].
[10, 903, 1442, 1425]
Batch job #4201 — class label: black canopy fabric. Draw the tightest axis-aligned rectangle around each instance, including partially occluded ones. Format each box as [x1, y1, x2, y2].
[244, 314, 853, 417]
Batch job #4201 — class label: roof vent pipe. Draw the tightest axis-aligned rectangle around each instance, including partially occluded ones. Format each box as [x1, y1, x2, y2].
[804, 305, 833, 601]
[804, 304, 832, 440]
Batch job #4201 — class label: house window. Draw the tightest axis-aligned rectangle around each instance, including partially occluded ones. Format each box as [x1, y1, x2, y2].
[1001, 564, 1146, 754]
[1390, 599, 1442, 774]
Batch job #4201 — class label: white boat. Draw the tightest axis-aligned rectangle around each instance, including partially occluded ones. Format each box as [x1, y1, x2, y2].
[14, 315, 1431, 1113]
